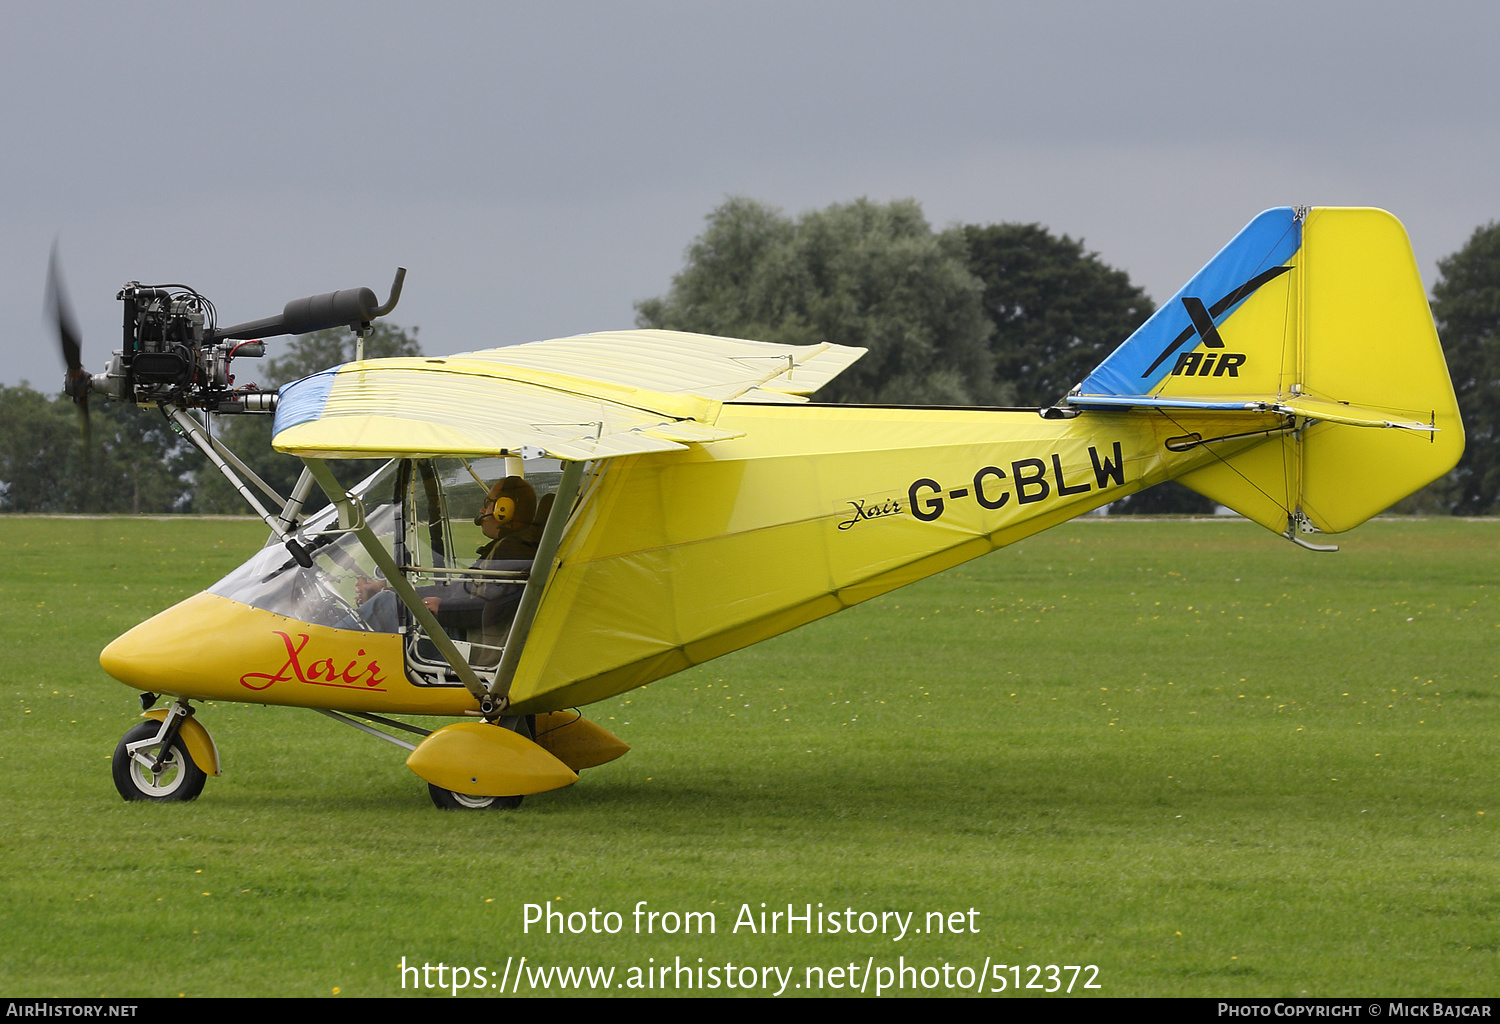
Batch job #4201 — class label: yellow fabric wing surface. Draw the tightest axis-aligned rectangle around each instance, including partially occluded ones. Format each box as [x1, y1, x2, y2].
[271, 330, 865, 460]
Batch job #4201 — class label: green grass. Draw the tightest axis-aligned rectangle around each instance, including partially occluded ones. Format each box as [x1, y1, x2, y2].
[1, 515, 1496, 997]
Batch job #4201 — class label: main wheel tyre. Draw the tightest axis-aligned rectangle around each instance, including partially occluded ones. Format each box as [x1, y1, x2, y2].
[427, 784, 522, 810]
[112, 721, 207, 802]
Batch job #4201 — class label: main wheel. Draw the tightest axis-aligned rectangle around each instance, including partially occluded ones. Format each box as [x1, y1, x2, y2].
[112, 721, 207, 802]
[427, 783, 522, 810]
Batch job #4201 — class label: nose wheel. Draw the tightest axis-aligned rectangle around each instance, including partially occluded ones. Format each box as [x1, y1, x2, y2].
[113, 721, 207, 801]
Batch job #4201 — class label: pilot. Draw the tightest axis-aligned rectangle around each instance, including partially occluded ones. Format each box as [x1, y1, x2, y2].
[345, 476, 543, 634]
[474, 476, 543, 562]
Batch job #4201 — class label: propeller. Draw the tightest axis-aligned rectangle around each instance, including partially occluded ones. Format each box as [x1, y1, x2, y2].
[45, 244, 91, 447]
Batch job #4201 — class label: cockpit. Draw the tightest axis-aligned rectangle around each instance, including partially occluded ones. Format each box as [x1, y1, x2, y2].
[207, 456, 566, 688]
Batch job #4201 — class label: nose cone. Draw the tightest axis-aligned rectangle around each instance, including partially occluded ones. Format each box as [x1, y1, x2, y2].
[100, 592, 245, 696]
[99, 591, 462, 715]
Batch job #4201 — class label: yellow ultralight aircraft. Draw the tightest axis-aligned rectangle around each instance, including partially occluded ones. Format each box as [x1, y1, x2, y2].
[64, 207, 1462, 808]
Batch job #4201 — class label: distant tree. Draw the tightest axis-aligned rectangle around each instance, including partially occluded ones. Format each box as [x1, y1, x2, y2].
[0, 385, 86, 512]
[192, 323, 422, 513]
[90, 397, 198, 513]
[1383, 473, 1462, 516]
[637, 197, 1004, 405]
[1107, 480, 1217, 516]
[0, 385, 193, 513]
[1430, 221, 1500, 515]
[961, 223, 1156, 409]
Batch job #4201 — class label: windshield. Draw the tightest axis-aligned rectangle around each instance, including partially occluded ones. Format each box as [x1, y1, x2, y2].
[208, 461, 402, 631]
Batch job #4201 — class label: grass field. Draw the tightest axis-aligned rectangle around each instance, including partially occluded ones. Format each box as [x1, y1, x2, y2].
[1, 515, 1496, 998]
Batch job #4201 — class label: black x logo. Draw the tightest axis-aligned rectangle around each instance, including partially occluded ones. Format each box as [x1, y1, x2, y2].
[1140, 265, 1293, 378]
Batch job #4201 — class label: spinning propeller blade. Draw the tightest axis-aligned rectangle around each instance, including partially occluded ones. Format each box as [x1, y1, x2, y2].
[46, 244, 91, 447]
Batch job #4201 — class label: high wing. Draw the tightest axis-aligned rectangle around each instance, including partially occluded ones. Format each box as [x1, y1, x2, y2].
[271, 330, 866, 460]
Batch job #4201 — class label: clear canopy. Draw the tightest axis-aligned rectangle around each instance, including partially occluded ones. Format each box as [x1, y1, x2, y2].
[208, 461, 402, 631]
[207, 458, 561, 643]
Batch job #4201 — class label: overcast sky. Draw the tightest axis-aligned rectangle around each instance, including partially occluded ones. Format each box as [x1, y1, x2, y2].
[4, 1, 1497, 389]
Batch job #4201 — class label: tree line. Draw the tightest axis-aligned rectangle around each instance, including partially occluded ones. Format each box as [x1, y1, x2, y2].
[3, 201, 1495, 515]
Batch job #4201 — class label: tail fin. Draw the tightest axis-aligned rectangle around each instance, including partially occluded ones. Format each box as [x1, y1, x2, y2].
[1066, 207, 1463, 537]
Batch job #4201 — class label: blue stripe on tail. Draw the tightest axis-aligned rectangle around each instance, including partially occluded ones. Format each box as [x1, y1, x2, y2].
[1075, 208, 1302, 398]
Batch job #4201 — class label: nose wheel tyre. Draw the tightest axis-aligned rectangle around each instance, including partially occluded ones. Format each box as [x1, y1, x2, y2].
[112, 721, 207, 802]
[428, 784, 522, 810]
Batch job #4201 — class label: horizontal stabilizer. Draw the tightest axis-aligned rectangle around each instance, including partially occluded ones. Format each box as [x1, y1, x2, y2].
[1066, 393, 1436, 432]
[1066, 394, 1273, 412]
[1274, 395, 1435, 432]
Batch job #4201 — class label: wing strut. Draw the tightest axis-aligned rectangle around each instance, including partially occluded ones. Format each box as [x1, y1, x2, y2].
[486, 459, 587, 711]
